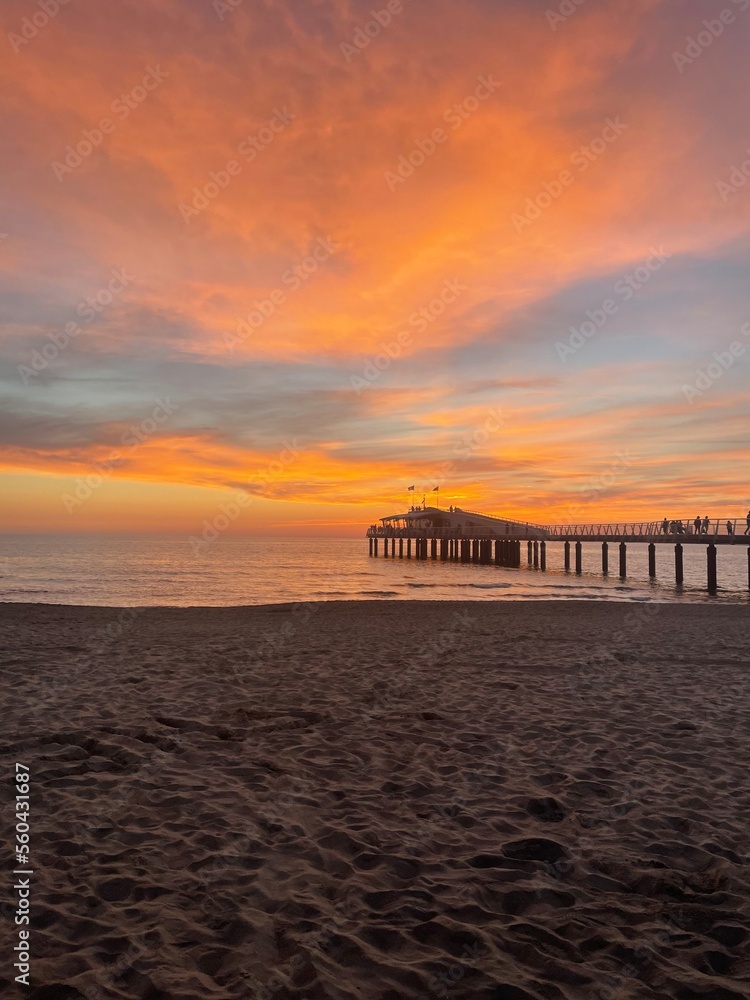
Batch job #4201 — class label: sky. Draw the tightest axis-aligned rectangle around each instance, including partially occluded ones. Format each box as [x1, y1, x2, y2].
[1, 0, 749, 536]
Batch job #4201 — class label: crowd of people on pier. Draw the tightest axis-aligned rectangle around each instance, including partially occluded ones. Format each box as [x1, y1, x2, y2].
[660, 513, 750, 536]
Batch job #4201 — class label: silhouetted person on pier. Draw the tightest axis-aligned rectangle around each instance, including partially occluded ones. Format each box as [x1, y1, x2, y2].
[693, 515, 701, 534]
[745, 511, 750, 535]
[662, 517, 669, 534]
[727, 520, 734, 536]
[702, 516, 710, 534]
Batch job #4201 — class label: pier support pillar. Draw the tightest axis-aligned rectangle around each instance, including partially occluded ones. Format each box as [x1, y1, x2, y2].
[533, 541, 539, 568]
[392, 538, 397, 557]
[399, 538, 403, 559]
[648, 543, 656, 578]
[675, 543, 684, 586]
[527, 541, 533, 566]
[707, 544, 718, 594]
[564, 541, 570, 571]
[407, 538, 411, 559]
[748, 546, 750, 591]
[472, 540, 479, 562]
[495, 540, 501, 565]
[440, 539, 447, 561]
[619, 542, 627, 579]
[461, 540, 470, 563]
[516, 540, 521, 567]
[575, 541, 582, 575]
[369, 537, 373, 556]
[374, 538, 379, 557]
[540, 541, 547, 571]
[601, 542, 609, 575]
[431, 538, 437, 560]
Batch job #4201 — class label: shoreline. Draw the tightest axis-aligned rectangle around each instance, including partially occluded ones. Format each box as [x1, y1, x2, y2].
[2, 588, 750, 611]
[3, 601, 749, 999]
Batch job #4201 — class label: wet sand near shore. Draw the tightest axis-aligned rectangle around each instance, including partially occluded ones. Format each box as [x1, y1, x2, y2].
[2, 600, 749, 1000]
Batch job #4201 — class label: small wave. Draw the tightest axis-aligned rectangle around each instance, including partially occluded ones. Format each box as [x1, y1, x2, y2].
[1, 588, 51, 594]
[361, 590, 400, 597]
[406, 583, 439, 589]
[467, 582, 513, 590]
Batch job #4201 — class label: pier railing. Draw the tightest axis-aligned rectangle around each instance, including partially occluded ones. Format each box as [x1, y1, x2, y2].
[544, 518, 746, 540]
[367, 518, 747, 541]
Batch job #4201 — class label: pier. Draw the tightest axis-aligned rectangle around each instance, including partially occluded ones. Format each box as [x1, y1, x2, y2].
[366, 506, 750, 593]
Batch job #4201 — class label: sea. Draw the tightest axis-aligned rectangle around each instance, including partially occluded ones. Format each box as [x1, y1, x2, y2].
[0, 534, 749, 606]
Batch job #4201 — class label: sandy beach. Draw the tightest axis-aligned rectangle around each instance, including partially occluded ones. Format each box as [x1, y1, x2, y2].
[2, 600, 749, 1000]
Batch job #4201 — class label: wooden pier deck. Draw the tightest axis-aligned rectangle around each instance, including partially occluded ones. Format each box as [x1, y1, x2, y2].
[366, 506, 750, 593]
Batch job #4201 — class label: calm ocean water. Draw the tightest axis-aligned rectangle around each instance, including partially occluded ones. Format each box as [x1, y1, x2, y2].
[0, 534, 749, 606]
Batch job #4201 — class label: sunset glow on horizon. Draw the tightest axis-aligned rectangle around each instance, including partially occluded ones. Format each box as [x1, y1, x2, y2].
[2, 0, 749, 536]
